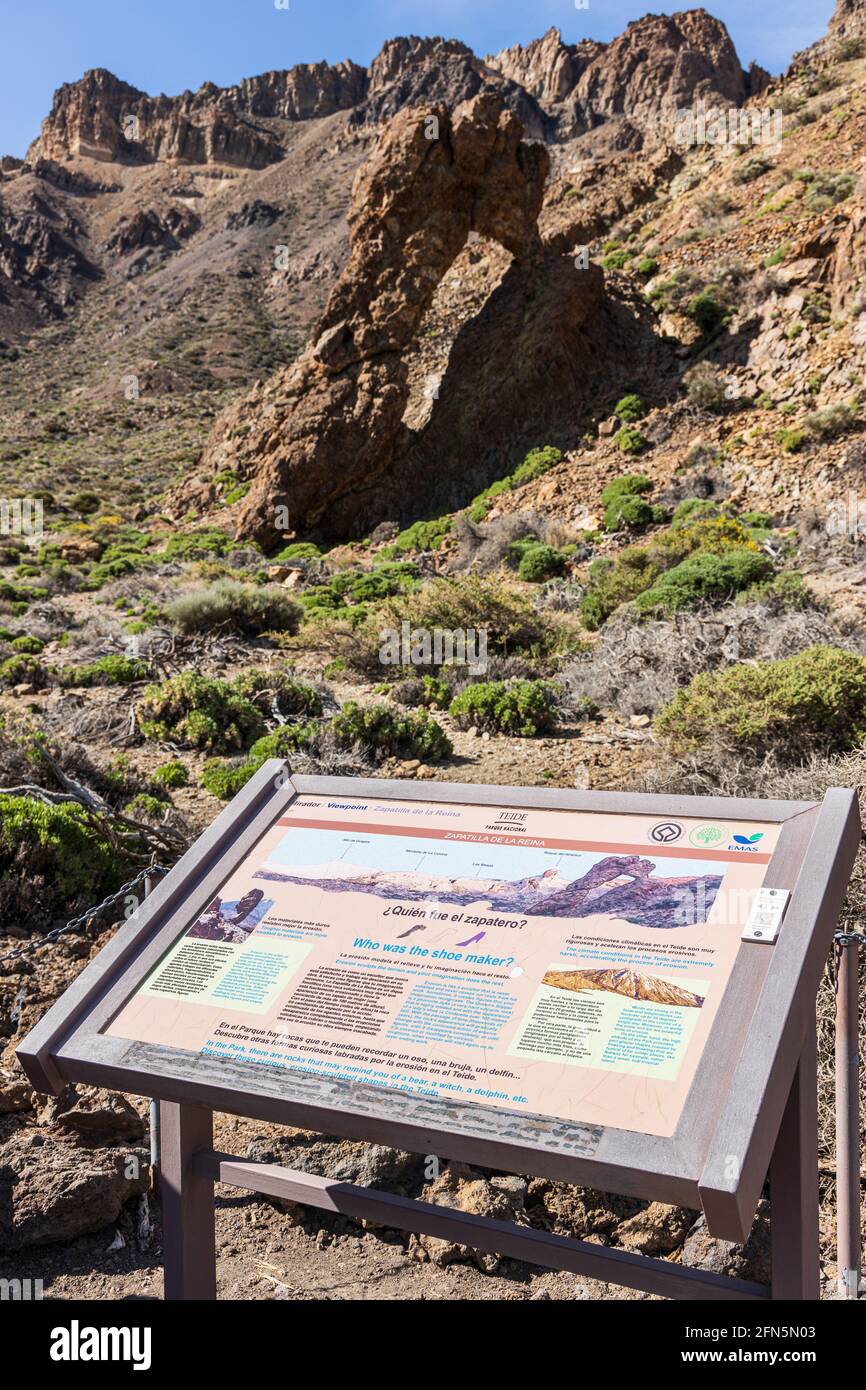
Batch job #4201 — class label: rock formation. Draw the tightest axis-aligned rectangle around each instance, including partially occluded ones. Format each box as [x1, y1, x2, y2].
[355, 36, 547, 137]
[489, 12, 753, 142]
[541, 967, 705, 1007]
[29, 62, 368, 167]
[532, 855, 722, 928]
[206, 91, 574, 546]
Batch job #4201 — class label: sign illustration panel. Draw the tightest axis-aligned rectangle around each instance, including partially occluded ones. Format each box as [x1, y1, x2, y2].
[107, 794, 778, 1137]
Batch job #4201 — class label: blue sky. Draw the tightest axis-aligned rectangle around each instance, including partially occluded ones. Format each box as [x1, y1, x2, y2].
[0, 0, 836, 157]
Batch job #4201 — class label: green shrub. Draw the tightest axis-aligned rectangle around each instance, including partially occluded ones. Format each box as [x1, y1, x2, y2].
[69, 492, 101, 515]
[464, 447, 562, 520]
[602, 248, 631, 270]
[272, 542, 322, 562]
[138, 673, 265, 752]
[803, 171, 855, 212]
[605, 494, 659, 532]
[687, 289, 726, 334]
[517, 543, 567, 582]
[200, 725, 317, 799]
[393, 575, 560, 659]
[449, 679, 561, 736]
[10, 635, 43, 654]
[671, 498, 723, 527]
[764, 244, 789, 268]
[166, 581, 302, 635]
[803, 404, 856, 439]
[383, 517, 452, 555]
[392, 674, 452, 709]
[510, 445, 563, 487]
[153, 759, 190, 789]
[656, 646, 866, 755]
[231, 669, 323, 719]
[736, 570, 816, 612]
[685, 363, 728, 412]
[601, 475, 656, 532]
[739, 510, 774, 528]
[612, 425, 649, 456]
[302, 561, 418, 619]
[778, 428, 807, 454]
[613, 394, 646, 423]
[0, 794, 135, 921]
[633, 547, 773, 617]
[60, 654, 151, 687]
[0, 654, 48, 688]
[162, 527, 241, 561]
[580, 516, 761, 628]
[329, 702, 452, 762]
[731, 156, 772, 185]
[466, 478, 512, 522]
[636, 256, 659, 278]
[602, 474, 652, 505]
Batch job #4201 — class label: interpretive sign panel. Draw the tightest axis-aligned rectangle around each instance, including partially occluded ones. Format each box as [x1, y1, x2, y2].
[16, 767, 861, 1283]
[107, 794, 780, 1138]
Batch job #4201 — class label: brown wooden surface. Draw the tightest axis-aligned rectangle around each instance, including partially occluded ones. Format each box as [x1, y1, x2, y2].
[160, 1102, 216, 1300]
[698, 787, 861, 1240]
[769, 1021, 820, 1300]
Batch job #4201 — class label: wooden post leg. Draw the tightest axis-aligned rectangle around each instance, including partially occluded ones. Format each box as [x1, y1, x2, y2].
[770, 1018, 820, 1300]
[159, 1102, 217, 1300]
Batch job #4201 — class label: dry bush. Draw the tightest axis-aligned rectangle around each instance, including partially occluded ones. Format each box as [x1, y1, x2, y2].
[564, 600, 855, 716]
[449, 510, 545, 574]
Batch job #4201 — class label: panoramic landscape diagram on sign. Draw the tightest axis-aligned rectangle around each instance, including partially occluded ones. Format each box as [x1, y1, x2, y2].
[108, 795, 779, 1137]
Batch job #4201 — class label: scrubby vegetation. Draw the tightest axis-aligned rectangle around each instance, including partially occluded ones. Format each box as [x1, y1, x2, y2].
[167, 580, 302, 635]
[137, 673, 266, 752]
[449, 680, 561, 737]
[580, 515, 770, 629]
[330, 702, 452, 762]
[200, 724, 317, 799]
[656, 646, 866, 757]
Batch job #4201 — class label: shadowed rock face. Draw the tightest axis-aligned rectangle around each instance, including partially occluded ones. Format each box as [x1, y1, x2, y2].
[204, 92, 558, 547]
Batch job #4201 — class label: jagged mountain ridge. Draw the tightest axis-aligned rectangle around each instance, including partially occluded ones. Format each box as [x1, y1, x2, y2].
[23, 14, 757, 169]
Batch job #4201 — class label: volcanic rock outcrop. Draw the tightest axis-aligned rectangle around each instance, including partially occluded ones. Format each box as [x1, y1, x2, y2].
[203, 91, 597, 545]
[489, 11, 755, 143]
[29, 64, 369, 167]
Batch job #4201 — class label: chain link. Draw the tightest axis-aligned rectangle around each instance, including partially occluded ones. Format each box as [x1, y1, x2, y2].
[0, 864, 170, 966]
[835, 930, 866, 948]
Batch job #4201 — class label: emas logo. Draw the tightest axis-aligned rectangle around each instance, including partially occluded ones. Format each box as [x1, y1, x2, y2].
[729, 832, 764, 852]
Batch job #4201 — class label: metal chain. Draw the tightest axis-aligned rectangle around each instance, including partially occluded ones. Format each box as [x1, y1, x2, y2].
[835, 930, 866, 948]
[0, 864, 170, 965]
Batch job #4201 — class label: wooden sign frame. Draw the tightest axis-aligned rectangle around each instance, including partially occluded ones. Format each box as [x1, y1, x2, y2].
[16, 764, 860, 1301]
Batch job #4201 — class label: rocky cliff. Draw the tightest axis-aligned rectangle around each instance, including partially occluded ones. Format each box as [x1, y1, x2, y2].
[488, 11, 755, 142]
[29, 61, 368, 167]
[25, 12, 756, 172]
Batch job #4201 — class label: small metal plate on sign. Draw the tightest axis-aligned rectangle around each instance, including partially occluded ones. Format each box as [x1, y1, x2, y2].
[742, 887, 790, 943]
